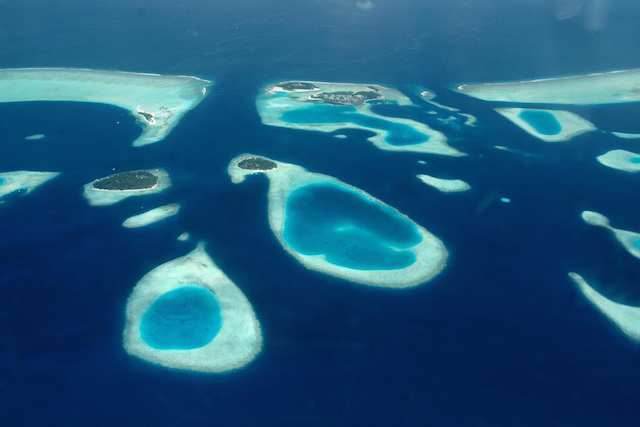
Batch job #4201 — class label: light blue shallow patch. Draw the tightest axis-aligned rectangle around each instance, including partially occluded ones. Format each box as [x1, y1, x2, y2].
[281, 104, 429, 146]
[0, 177, 5, 186]
[630, 156, 640, 164]
[518, 110, 562, 135]
[633, 238, 640, 250]
[283, 183, 422, 270]
[140, 285, 222, 350]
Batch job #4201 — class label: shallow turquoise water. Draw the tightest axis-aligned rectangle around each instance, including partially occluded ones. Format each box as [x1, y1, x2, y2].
[0, 177, 5, 186]
[140, 285, 222, 350]
[518, 110, 562, 135]
[633, 238, 640, 250]
[630, 156, 640, 164]
[282, 182, 422, 270]
[280, 103, 429, 146]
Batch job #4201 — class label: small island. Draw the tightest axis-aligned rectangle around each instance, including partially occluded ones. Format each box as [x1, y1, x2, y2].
[92, 170, 159, 191]
[238, 157, 278, 171]
[83, 168, 171, 206]
[274, 81, 319, 91]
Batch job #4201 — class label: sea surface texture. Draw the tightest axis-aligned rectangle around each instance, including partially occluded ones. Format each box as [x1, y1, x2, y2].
[1, 1, 640, 426]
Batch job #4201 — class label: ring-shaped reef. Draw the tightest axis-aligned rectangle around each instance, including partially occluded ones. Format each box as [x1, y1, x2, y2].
[581, 211, 640, 260]
[596, 149, 640, 173]
[495, 108, 595, 142]
[228, 154, 448, 288]
[257, 81, 463, 156]
[568, 272, 640, 342]
[0, 68, 211, 147]
[123, 244, 262, 373]
[0, 170, 59, 204]
[83, 169, 171, 206]
[122, 203, 180, 229]
[455, 69, 640, 105]
[417, 173, 471, 193]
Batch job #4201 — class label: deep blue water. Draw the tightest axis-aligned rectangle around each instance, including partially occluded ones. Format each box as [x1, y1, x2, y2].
[282, 182, 421, 270]
[518, 109, 562, 135]
[281, 104, 428, 146]
[140, 286, 222, 350]
[1, 1, 640, 426]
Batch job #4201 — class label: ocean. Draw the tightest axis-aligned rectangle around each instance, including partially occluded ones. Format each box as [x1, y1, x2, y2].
[1, 1, 640, 426]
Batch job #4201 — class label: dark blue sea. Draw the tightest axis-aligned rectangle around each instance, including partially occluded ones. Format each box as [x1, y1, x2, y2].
[1, 1, 640, 425]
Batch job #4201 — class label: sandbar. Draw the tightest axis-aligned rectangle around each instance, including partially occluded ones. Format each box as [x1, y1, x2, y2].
[228, 154, 448, 288]
[122, 203, 180, 228]
[596, 149, 640, 173]
[123, 244, 262, 372]
[455, 69, 640, 105]
[24, 133, 46, 141]
[417, 174, 470, 193]
[83, 168, 171, 206]
[0, 68, 211, 147]
[612, 131, 640, 140]
[581, 210, 640, 260]
[568, 272, 640, 342]
[258, 81, 463, 156]
[495, 108, 595, 142]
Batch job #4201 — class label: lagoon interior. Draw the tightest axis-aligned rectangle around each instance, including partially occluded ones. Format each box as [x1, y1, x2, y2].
[140, 286, 222, 350]
[280, 103, 429, 146]
[1, 1, 640, 426]
[282, 183, 422, 270]
[517, 110, 562, 135]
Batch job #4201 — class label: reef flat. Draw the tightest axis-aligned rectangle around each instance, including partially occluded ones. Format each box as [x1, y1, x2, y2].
[228, 154, 448, 288]
[0, 170, 59, 203]
[596, 149, 640, 173]
[417, 174, 470, 193]
[612, 132, 640, 140]
[257, 81, 462, 156]
[122, 203, 180, 228]
[581, 211, 640, 260]
[83, 169, 171, 206]
[568, 272, 640, 342]
[0, 68, 211, 147]
[495, 108, 595, 142]
[123, 244, 262, 372]
[455, 69, 640, 105]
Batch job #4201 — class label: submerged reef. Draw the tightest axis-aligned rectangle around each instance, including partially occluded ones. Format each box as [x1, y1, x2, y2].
[455, 69, 640, 105]
[612, 131, 640, 140]
[596, 149, 640, 173]
[122, 203, 180, 228]
[495, 108, 595, 142]
[24, 133, 46, 141]
[123, 244, 262, 372]
[83, 168, 170, 206]
[258, 80, 462, 156]
[581, 211, 640, 260]
[417, 174, 470, 193]
[568, 273, 640, 342]
[0, 68, 211, 147]
[228, 154, 448, 288]
[0, 170, 59, 203]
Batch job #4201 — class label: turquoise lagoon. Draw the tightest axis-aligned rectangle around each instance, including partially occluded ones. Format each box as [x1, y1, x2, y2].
[281, 104, 428, 146]
[517, 110, 561, 135]
[283, 183, 422, 270]
[140, 286, 222, 350]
